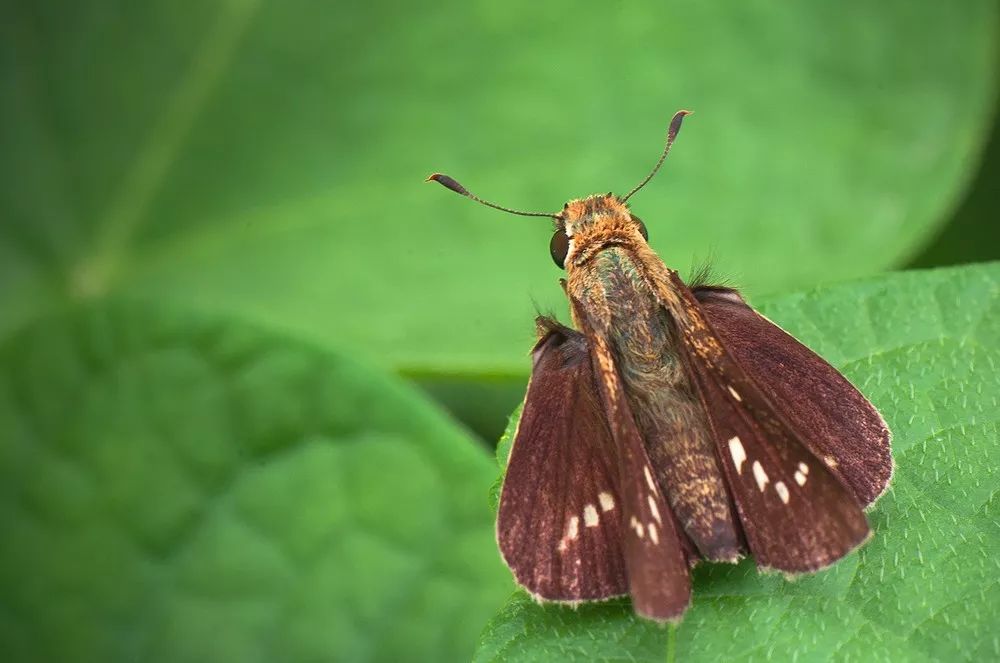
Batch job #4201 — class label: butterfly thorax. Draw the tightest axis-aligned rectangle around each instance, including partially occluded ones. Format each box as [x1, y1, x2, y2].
[567, 238, 744, 563]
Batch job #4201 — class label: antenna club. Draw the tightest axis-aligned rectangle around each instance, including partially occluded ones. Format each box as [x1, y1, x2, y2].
[425, 171, 557, 219]
[426, 173, 469, 196]
[668, 110, 693, 140]
[621, 108, 692, 202]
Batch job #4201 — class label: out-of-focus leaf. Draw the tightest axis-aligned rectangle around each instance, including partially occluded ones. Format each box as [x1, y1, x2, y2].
[0, 0, 997, 374]
[0, 303, 510, 662]
[909, 112, 1000, 269]
[477, 262, 1000, 662]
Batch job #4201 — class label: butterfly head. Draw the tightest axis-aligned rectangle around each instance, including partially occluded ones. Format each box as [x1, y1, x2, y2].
[551, 195, 649, 270]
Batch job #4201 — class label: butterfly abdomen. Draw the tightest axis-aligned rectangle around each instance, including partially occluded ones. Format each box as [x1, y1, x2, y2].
[574, 247, 744, 563]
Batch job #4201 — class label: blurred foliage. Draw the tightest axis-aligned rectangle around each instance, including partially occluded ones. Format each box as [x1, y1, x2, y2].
[0, 303, 510, 662]
[480, 263, 1000, 662]
[909, 109, 1000, 269]
[1, 0, 997, 375]
[1, 0, 999, 661]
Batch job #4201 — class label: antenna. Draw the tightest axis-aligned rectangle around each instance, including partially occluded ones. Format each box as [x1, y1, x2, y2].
[621, 109, 692, 202]
[426, 173, 558, 219]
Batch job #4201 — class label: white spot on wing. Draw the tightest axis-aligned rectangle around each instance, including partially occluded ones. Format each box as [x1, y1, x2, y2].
[583, 504, 599, 527]
[823, 455, 839, 469]
[775, 481, 790, 504]
[598, 492, 615, 512]
[557, 516, 580, 553]
[648, 522, 659, 544]
[798, 462, 809, 475]
[630, 516, 645, 538]
[753, 461, 769, 491]
[728, 385, 742, 401]
[794, 470, 807, 486]
[644, 466, 657, 492]
[728, 436, 747, 474]
[647, 495, 662, 523]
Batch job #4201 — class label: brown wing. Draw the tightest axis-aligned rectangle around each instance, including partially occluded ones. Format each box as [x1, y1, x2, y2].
[651, 271, 871, 573]
[497, 318, 628, 602]
[570, 299, 694, 622]
[693, 286, 892, 507]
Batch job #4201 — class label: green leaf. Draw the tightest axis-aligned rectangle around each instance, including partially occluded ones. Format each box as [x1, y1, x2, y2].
[1, 1, 997, 373]
[477, 262, 1000, 662]
[0, 302, 511, 662]
[909, 110, 1000, 270]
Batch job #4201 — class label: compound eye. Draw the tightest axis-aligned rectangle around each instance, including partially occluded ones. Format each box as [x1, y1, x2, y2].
[633, 216, 649, 241]
[550, 228, 569, 269]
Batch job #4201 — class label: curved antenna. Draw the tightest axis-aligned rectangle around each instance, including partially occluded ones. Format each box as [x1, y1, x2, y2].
[621, 110, 692, 202]
[426, 173, 557, 219]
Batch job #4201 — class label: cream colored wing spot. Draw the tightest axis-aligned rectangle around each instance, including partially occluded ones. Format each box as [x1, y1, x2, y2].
[557, 515, 581, 552]
[644, 465, 657, 492]
[647, 495, 662, 524]
[774, 481, 790, 504]
[752, 461, 769, 491]
[728, 436, 747, 474]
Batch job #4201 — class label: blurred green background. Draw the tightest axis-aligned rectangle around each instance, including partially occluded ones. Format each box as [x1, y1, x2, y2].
[1, 1, 998, 661]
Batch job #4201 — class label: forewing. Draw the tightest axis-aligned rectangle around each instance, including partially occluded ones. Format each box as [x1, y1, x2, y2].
[497, 318, 627, 602]
[571, 299, 694, 621]
[694, 286, 892, 506]
[658, 273, 870, 573]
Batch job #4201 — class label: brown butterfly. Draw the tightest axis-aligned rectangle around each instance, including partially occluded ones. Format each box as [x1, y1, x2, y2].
[427, 110, 892, 622]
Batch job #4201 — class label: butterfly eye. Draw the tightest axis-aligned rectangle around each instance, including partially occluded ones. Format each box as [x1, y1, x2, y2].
[633, 216, 649, 241]
[550, 228, 569, 269]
